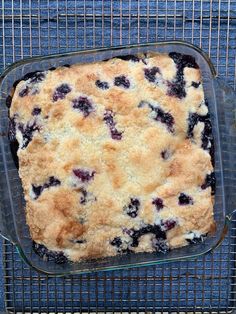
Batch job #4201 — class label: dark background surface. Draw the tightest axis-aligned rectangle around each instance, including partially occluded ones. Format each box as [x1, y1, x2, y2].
[0, 0, 236, 312]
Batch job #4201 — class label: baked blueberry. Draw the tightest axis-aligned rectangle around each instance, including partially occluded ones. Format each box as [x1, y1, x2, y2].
[161, 219, 176, 231]
[95, 80, 109, 90]
[72, 96, 93, 117]
[110, 237, 122, 247]
[187, 112, 213, 158]
[8, 118, 17, 142]
[168, 52, 199, 99]
[32, 176, 61, 199]
[123, 198, 140, 218]
[19, 86, 30, 97]
[104, 109, 123, 140]
[201, 117, 213, 150]
[201, 172, 215, 194]
[18, 121, 40, 149]
[32, 241, 68, 264]
[149, 104, 174, 133]
[152, 197, 164, 211]
[144, 67, 160, 83]
[192, 81, 201, 88]
[80, 188, 88, 204]
[32, 184, 43, 199]
[161, 149, 171, 160]
[44, 176, 61, 188]
[73, 169, 95, 182]
[130, 224, 167, 248]
[23, 71, 45, 83]
[167, 80, 186, 99]
[169, 52, 199, 69]
[53, 83, 71, 102]
[152, 238, 169, 253]
[114, 75, 130, 88]
[32, 107, 41, 116]
[187, 112, 199, 138]
[178, 193, 193, 205]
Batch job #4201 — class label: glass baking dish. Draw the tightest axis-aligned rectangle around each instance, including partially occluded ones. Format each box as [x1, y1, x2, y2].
[0, 41, 235, 276]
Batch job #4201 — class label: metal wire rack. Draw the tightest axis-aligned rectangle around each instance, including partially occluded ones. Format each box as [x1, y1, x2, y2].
[0, 0, 236, 313]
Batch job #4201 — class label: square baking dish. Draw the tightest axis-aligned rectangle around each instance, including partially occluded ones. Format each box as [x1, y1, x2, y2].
[0, 41, 235, 276]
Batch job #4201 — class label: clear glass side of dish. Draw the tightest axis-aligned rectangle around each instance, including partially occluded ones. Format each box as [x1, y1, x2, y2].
[0, 41, 235, 276]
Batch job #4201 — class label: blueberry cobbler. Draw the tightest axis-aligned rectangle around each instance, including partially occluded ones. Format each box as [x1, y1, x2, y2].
[8, 52, 215, 263]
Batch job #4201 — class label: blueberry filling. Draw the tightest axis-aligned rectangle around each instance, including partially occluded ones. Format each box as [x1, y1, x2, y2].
[95, 80, 109, 90]
[6, 95, 12, 108]
[113, 221, 176, 254]
[110, 237, 122, 247]
[201, 172, 215, 194]
[144, 67, 160, 83]
[187, 112, 199, 138]
[32, 107, 41, 116]
[169, 52, 199, 69]
[116, 55, 140, 62]
[130, 224, 167, 248]
[110, 237, 132, 254]
[168, 52, 199, 99]
[32, 176, 61, 200]
[103, 109, 123, 140]
[8, 118, 17, 142]
[201, 117, 213, 151]
[32, 241, 68, 264]
[187, 112, 213, 159]
[32, 185, 43, 199]
[192, 81, 201, 88]
[53, 83, 71, 102]
[123, 198, 140, 218]
[186, 232, 207, 244]
[23, 71, 45, 84]
[8, 118, 19, 168]
[73, 169, 95, 182]
[161, 219, 177, 231]
[152, 238, 169, 253]
[18, 121, 40, 149]
[167, 79, 186, 99]
[72, 96, 93, 117]
[114, 75, 130, 88]
[19, 86, 30, 97]
[80, 188, 88, 204]
[18, 72, 46, 97]
[152, 197, 164, 211]
[161, 149, 171, 160]
[78, 188, 96, 204]
[149, 104, 174, 133]
[178, 193, 193, 205]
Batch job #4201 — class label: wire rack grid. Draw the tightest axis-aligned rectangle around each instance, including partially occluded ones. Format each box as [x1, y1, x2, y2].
[0, 0, 236, 313]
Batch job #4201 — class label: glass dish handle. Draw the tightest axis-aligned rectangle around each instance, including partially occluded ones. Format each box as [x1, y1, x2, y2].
[214, 78, 236, 219]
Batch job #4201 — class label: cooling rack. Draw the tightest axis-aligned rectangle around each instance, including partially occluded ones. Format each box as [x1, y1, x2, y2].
[0, 0, 236, 313]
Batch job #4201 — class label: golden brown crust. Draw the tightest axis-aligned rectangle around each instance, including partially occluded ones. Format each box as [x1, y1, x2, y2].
[10, 53, 215, 262]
